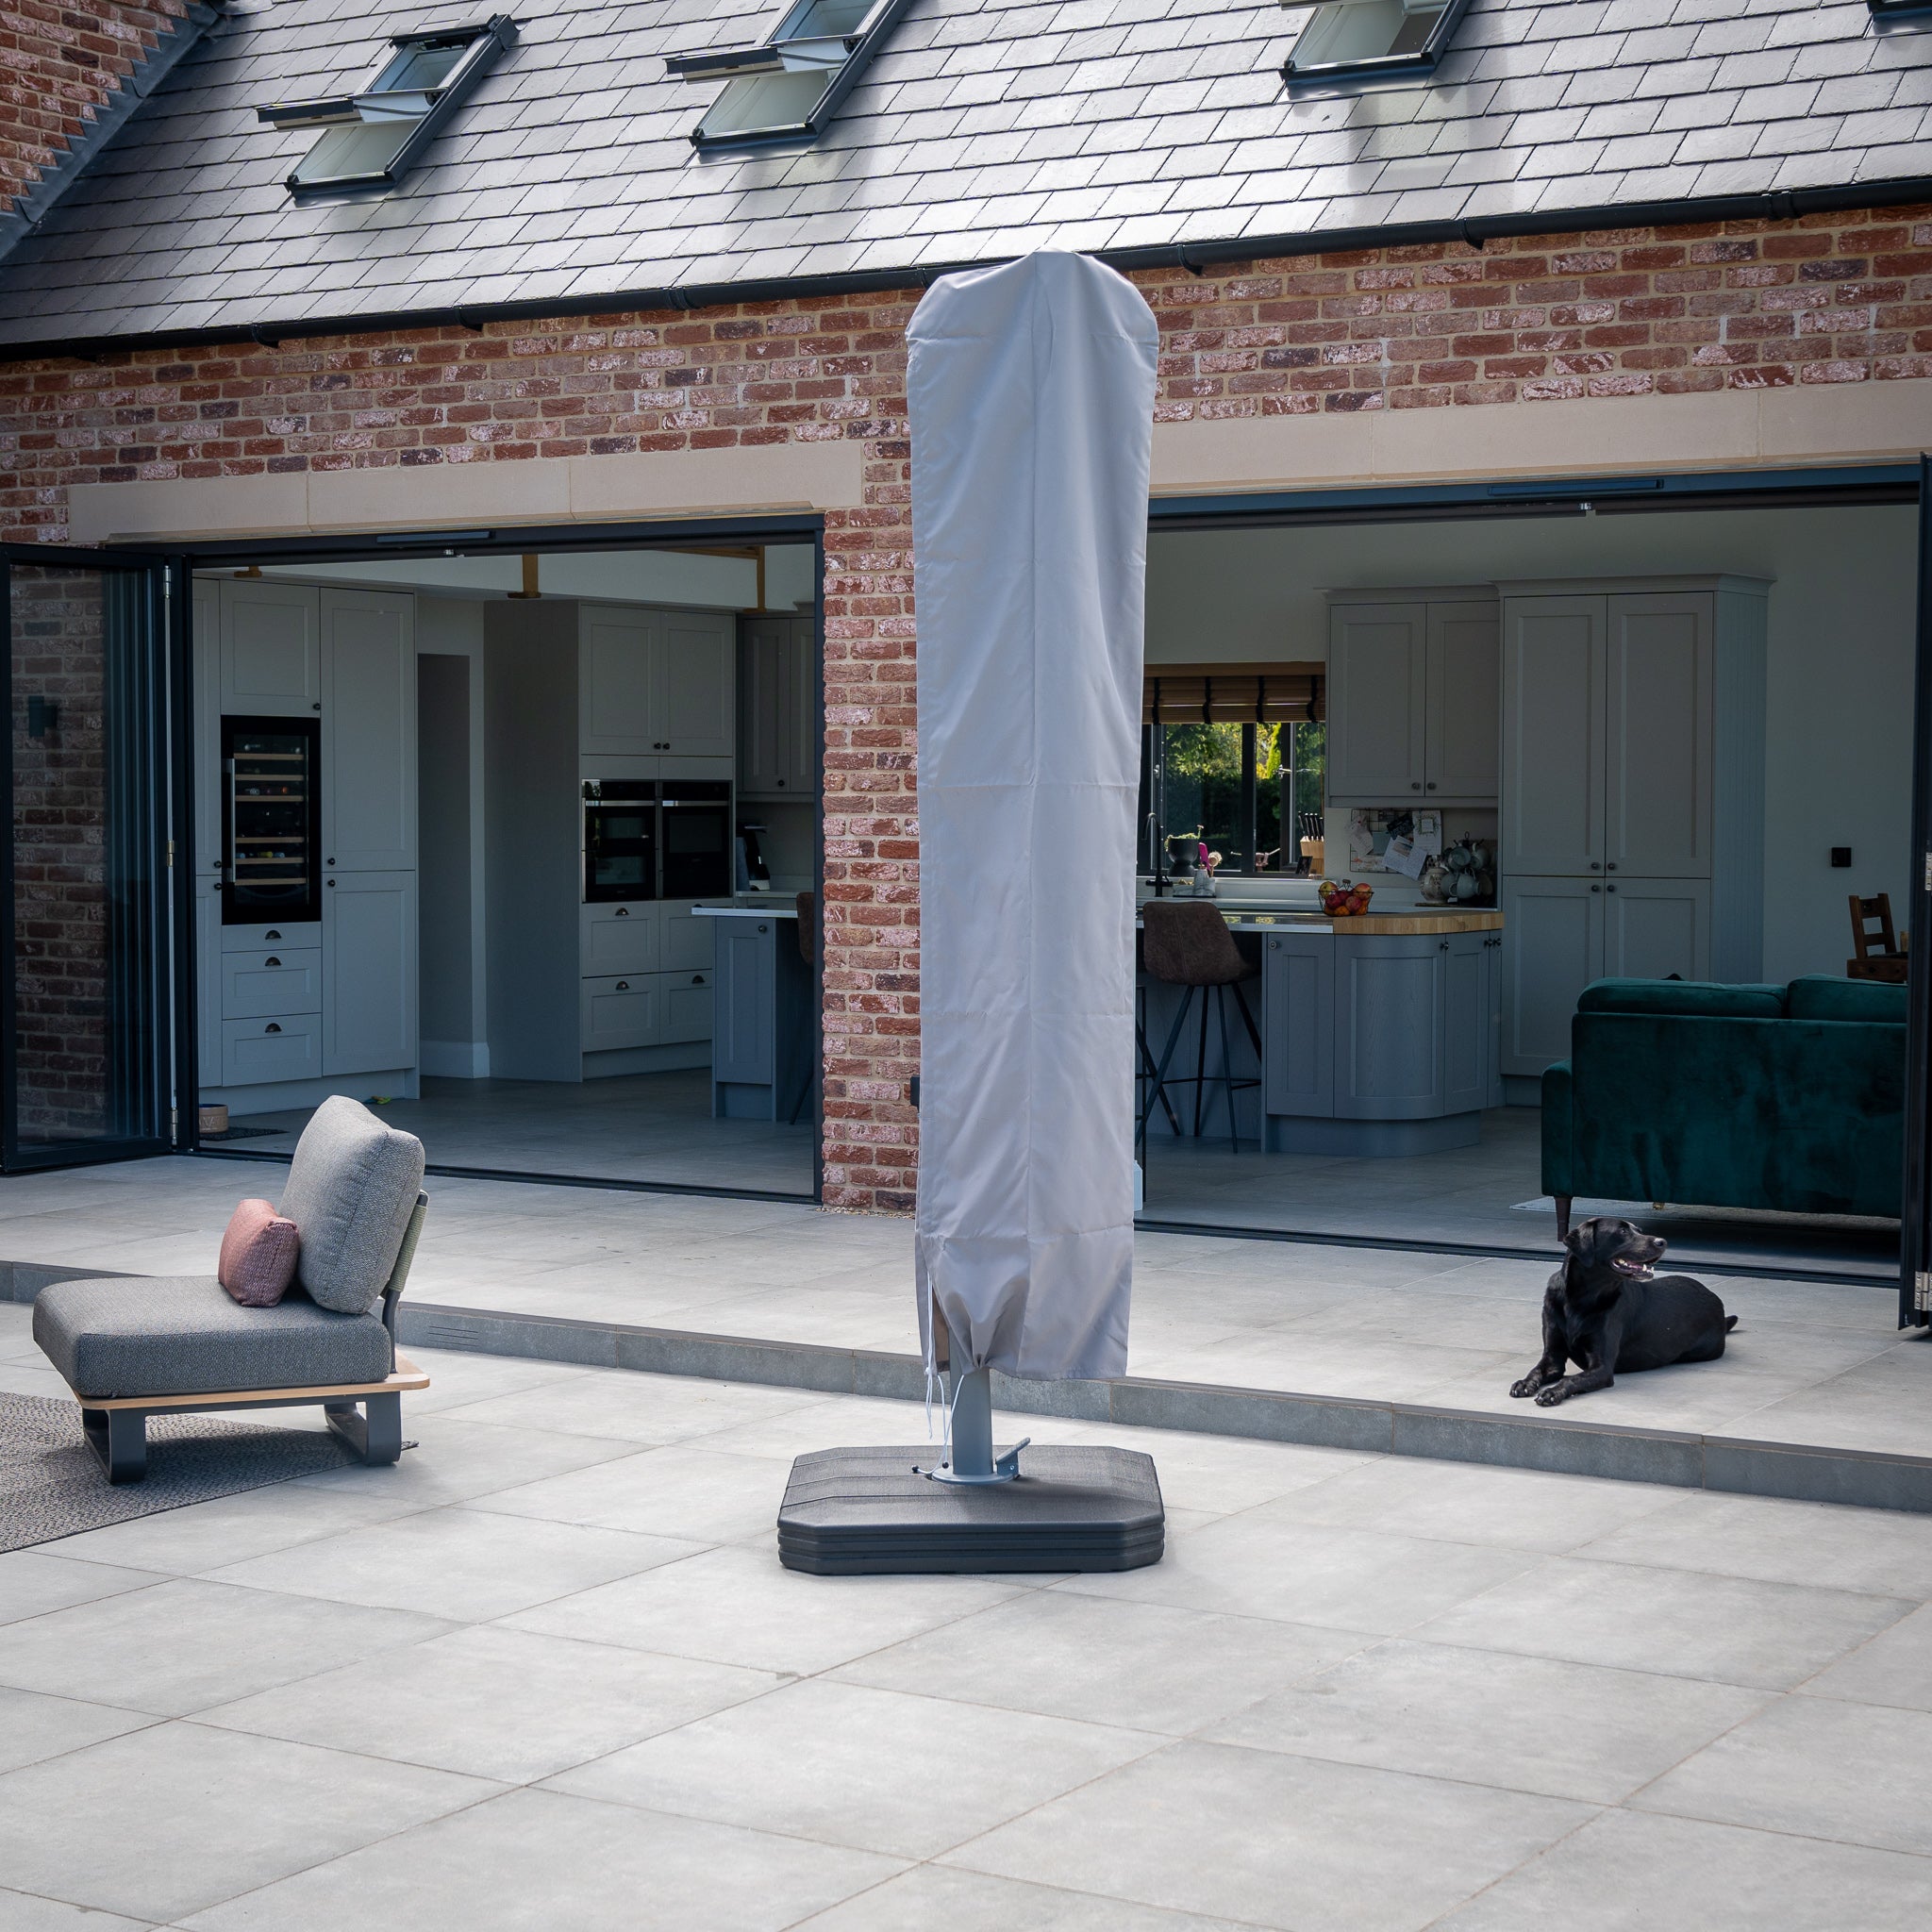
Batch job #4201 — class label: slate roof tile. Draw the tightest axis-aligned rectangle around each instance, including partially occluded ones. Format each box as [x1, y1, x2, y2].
[2, 0, 1928, 346]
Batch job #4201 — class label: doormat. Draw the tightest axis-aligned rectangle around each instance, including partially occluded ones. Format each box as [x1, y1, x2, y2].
[0, 1392, 357, 1554]
[198, 1125, 288, 1143]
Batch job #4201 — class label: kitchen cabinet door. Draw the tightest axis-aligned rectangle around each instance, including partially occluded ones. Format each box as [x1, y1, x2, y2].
[660, 898, 716, 974]
[1501, 595, 1606, 878]
[222, 1015, 322, 1087]
[580, 608, 658, 756]
[221, 947, 323, 1022]
[220, 578, 320, 717]
[580, 901, 658, 977]
[1441, 929, 1491, 1117]
[1261, 931, 1334, 1118]
[658, 968, 715, 1043]
[1486, 932, 1507, 1109]
[738, 618, 791, 797]
[1604, 592, 1713, 879]
[712, 920, 776, 1086]
[193, 577, 221, 874]
[321, 589, 415, 873]
[1327, 603, 1427, 803]
[1499, 875, 1605, 1078]
[323, 871, 417, 1075]
[580, 974, 659, 1053]
[1335, 935, 1445, 1121]
[1424, 601, 1501, 803]
[1604, 877, 1710, 982]
[657, 609, 735, 758]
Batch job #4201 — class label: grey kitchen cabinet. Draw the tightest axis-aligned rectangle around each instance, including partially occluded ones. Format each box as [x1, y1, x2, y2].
[710, 914, 811, 1118]
[1335, 934, 1447, 1121]
[1499, 875, 1605, 1078]
[1603, 876, 1710, 981]
[738, 615, 818, 798]
[221, 947, 323, 1022]
[1487, 929, 1506, 1109]
[222, 1014, 322, 1087]
[661, 897, 715, 974]
[1605, 593, 1713, 879]
[218, 576, 320, 717]
[323, 871, 418, 1076]
[1501, 593, 1606, 877]
[321, 588, 416, 874]
[580, 901, 658, 977]
[581, 974, 659, 1053]
[579, 603, 735, 758]
[1328, 591, 1500, 806]
[659, 969, 715, 1044]
[1261, 931, 1335, 1118]
[1441, 930, 1492, 1118]
[220, 919, 320, 953]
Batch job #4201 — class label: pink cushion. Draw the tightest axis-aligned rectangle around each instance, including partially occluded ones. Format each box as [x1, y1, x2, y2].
[218, 1199, 300, 1307]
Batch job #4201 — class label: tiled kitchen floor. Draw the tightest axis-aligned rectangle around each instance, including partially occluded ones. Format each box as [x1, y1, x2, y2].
[5, 1315, 1932, 1930]
[1, 1157, 1925, 1463]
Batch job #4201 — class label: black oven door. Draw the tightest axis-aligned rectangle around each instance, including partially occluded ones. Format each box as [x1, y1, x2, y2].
[660, 782, 734, 899]
[584, 784, 658, 902]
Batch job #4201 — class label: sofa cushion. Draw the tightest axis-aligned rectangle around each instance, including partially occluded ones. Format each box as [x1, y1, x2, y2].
[276, 1096, 425, 1315]
[1787, 974, 1908, 1024]
[1577, 978, 1787, 1020]
[218, 1198, 300, 1307]
[34, 1275, 391, 1401]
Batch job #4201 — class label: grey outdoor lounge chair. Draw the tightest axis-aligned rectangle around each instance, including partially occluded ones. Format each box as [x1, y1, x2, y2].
[33, 1097, 430, 1484]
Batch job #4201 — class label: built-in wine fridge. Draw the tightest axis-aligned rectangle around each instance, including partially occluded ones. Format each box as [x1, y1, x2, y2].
[221, 716, 321, 923]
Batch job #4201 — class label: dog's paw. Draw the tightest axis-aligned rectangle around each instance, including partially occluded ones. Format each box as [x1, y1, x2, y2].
[1508, 1377, 1541, 1399]
[1535, 1383, 1570, 1407]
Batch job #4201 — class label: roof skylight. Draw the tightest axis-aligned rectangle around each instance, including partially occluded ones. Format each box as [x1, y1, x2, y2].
[1870, 1, 1932, 29]
[1283, 0, 1473, 89]
[258, 15, 518, 201]
[665, 0, 909, 150]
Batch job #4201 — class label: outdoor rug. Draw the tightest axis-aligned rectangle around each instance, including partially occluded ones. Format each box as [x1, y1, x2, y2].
[1, 1391, 356, 1553]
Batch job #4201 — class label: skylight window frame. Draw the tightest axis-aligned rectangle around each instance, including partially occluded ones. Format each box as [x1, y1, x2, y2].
[258, 14, 519, 204]
[1870, 0, 1932, 30]
[1281, 0, 1474, 92]
[665, 0, 911, 152]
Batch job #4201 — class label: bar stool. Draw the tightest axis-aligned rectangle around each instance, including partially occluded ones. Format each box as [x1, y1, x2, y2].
[1140, 901, 1262, 1157]
[788, 890, 817, 1124]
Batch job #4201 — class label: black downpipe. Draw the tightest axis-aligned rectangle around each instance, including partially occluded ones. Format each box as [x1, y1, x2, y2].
[1903, 457, 1932, 1329]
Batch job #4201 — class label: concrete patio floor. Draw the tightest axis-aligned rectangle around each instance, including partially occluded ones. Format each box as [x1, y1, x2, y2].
[6, 1309, 1932, 1929]
[1, 1158, 1925, 1480]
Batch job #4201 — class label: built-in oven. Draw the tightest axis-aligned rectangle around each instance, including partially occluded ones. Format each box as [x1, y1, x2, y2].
[583, 781, 658, 902]
[660, 779, 734, 899]
[222, 716, 321, 924]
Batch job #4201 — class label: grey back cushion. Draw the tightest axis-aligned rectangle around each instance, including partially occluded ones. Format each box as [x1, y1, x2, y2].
[277, 1096, 426, 1314]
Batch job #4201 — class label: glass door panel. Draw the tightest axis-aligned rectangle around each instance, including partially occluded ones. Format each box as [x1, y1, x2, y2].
[3, 549, 173, 1170]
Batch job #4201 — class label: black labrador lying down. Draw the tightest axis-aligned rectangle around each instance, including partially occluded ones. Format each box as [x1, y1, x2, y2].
[1511, 1215, 1737, 1407]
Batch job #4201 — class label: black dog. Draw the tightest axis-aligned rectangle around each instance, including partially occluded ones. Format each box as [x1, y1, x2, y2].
[1510, 1216, 1737, 1407]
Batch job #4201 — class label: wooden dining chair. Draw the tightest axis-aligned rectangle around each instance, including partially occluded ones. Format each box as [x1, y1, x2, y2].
[1848, 892, 1907, 984]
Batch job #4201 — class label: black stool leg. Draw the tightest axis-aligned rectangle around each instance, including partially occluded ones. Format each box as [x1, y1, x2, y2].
[1214, 981, 1241, 1154]
[1192, 984, 1209, 1138]
[82, 1407, 146, 1485]
[325, 1393, 403, 1465]
[1144, 984, 1195, 1155]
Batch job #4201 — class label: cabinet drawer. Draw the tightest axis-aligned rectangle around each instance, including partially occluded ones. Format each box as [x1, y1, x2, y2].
[581, 974, 658, 1052]
[221, 1014, 322, 1086]
[660, 970, 713, 1043]
[221, 947, 321, 1021]
[661, 900, 715, 974]
[581, 902, 658, 976]
[221, 920, 320, 954]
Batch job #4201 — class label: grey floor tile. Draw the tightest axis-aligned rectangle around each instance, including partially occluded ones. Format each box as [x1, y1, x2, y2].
[291, 1413, 640, 1507]
[505, 1543, 1027, 1675]
[401, 1349, 592, 1415]
[208, 1505, 695, 1623]
[468, 1442, 794, 1544]
[1574, 1489, 1932, 1598]
[944, 1736, 1591, 1932]
[0, 1721, 496, 1924]
[0, 1890, 152, 1931]
[0, 1576, 449, 1716]
[432, 1370, 830, 1445]
[1415, 1556, 1914, 1690]
[1431, 1806, 1932, 1931]
[792, 1863, 1254, 1929]
[0, 1686, 156, 1776]
[546, 1678, 1162, 1860]
[1800, 1599, 1932, 1712]
[1263, 1457, 1685, 1554]
[1632, 1695, 1932, 1856]
[1203, 1638, 1766, 1802]
[200, 1623, 779, 1783]
[0, 1551, 165, 1626]
[177, 1785, 899, 1932]
[1056, 1506, 1541, 1635]
[836, 1589, 1366, 1734]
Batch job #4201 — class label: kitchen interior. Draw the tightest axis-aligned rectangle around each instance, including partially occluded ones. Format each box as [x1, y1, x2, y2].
[189, 541, 821, 1196]
[1135, 496, 1915, 1279]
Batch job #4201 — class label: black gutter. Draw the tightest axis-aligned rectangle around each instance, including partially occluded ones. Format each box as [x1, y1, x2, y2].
[8, 175, 1932, 366]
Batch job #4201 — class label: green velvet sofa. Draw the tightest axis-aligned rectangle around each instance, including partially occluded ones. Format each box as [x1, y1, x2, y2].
[1541, 975, 1907, 1235]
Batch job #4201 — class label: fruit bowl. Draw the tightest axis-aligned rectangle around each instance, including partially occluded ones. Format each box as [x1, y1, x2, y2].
[1319, 879, 1374, 917]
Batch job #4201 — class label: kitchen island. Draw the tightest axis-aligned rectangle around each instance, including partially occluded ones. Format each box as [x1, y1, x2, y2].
[1139, 903, 1505, 1156]
[692, 904, 811, 1122]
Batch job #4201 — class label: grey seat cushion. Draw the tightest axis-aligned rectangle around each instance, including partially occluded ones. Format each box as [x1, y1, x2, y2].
[34, 1274, 391, 1401]
[277, 1096, 426, 1315]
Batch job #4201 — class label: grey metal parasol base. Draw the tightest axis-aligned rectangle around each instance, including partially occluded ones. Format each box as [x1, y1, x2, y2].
[776, 1442, 1165, 1575]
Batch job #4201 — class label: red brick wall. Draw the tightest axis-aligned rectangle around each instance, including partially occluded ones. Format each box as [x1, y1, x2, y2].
[9, 565, 108, 1141]
[2, 208, 1927, 1203]
[0, 1, 189, 210]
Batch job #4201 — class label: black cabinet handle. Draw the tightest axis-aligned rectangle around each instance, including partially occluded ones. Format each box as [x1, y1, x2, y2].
[1426, 781, 1437, 791]
[265, 1023, 282, 1034]
[326, 879, 335, 889]
[327, 858, 335, 866]
[776, 777, 786, 788]
[1607, 884, 1618, 893]
[311, 702, 321, 711]
[614, 906, 628, 917]
[1590, 884, 1601, 893]
[1590, 861, 1602, 871]
[1606, 862, 1617, 871]
[616, 980, 630, 991]
[265, 957, 281, 968]
[265, 929, 282, 940]
[691, 974, 705, 985]
[1439, 939, 1449, 950]
[1410, 781, 1422, 791]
